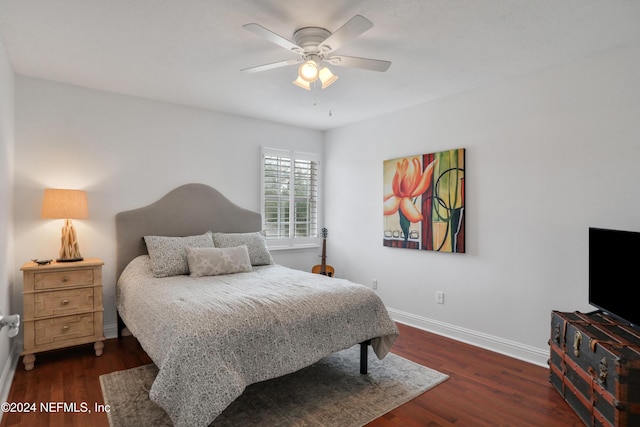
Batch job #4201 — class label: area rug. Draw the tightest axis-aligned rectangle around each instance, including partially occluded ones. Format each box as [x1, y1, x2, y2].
[99, 345, 448, 427]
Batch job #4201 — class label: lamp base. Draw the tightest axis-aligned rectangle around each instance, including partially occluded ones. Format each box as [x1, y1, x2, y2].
[56, 257, 84, 263]
[58, 218, 83, 262]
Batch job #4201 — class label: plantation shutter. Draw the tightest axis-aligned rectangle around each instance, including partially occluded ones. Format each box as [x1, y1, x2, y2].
[262, 147, 319, 247]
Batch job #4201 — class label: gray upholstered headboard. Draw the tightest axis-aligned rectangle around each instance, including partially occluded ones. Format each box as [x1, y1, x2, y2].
[115, 183, 262, 279]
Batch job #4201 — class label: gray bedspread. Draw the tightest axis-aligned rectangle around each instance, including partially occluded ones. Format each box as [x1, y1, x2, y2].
[117, 255, 399, 426]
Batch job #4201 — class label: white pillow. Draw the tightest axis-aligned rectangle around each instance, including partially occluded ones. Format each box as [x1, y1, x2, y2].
[144, 231, 214, 277]
[185, 246, 253, 277]
[212, 232, 274, 266]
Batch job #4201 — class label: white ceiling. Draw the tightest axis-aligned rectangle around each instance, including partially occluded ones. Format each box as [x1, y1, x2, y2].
[1, 0, 639, 131]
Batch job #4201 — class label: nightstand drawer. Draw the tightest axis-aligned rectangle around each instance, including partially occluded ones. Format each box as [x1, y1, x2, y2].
[34, 313, 95, 346]
[33, 288, 94, 318]
[34, 269, 94, 290]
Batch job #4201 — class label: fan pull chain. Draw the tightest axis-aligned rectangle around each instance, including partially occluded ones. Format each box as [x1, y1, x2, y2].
[313, 81, 317, 106]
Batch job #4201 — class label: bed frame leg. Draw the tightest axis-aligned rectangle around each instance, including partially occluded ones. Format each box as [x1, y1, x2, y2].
[360, 339, 371, 374]
[117, 313, 125, 339]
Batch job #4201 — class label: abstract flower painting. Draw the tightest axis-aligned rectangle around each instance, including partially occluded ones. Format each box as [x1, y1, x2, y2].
[383, 148, 465, 253]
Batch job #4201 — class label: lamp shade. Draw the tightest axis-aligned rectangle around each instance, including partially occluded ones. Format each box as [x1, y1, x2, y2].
[319, 67, 339, 89]
[292, 75, 312, 90]
[41, 189, 89, 219]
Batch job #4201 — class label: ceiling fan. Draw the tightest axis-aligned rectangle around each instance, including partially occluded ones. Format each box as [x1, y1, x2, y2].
[241, 15, 391, 90]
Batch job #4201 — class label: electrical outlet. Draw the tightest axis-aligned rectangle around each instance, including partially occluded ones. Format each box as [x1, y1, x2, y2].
[436, 291, 444, 304]
[372, 279, 378, 290]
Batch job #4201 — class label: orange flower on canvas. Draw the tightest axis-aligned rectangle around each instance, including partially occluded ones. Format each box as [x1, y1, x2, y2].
[383, 157, 437, 222]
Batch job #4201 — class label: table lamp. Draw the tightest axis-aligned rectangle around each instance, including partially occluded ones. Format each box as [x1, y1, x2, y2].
[41, 188, 88, 262]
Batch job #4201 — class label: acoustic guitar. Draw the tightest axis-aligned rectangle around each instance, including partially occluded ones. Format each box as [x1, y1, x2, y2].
[312, 228, 335, 277]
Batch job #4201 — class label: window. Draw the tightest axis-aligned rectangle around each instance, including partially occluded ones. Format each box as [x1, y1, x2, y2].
[261, 147, 319, 248]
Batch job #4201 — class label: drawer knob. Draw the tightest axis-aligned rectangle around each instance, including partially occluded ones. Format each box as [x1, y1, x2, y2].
[61, 276, 69, 282]
[62, 325, 70, 332]
[61, 299, 69, 305]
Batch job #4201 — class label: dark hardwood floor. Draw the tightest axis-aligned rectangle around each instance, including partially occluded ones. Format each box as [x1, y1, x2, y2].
[1, 323, 582, 427]
[368, 323, 582, 427]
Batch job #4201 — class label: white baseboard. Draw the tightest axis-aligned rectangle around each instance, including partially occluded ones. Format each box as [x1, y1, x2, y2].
[387, 307, 549, 367]
[104, 322, 118, 339]
[0, 340, 21, 422]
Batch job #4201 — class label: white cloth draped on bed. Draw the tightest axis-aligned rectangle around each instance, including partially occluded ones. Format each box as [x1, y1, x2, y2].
[117, 255, 399, 427]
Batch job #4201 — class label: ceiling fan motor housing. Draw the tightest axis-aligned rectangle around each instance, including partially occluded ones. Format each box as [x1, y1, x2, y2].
[292, 27, 332, 58]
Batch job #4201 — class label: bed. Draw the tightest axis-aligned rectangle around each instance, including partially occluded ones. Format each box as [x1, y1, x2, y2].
[115, 183, 399, 426]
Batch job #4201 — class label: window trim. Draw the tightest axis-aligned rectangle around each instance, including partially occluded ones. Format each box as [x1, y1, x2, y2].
[261, 147, 320, 250]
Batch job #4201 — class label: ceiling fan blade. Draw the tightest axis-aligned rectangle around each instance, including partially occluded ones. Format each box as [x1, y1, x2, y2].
[243, 23, 303, 53]
[241, 59, 302, 74]
[327, 55, 391, 72]
[318, 15, 373, 53]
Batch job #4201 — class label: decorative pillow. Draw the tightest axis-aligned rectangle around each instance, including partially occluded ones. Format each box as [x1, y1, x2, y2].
[144, 231, 215, 277]
[212, 232, 274, 266]
[185, 246, 253, 277]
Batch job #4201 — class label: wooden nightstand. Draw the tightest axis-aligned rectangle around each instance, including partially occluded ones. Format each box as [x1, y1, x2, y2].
[20, 258, 105, 370]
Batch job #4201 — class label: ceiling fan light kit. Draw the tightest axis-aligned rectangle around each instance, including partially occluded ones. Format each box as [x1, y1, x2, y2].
[299, 59, 320, 82]
[242, 15, 390, 91]
[292, 57, 339, 90]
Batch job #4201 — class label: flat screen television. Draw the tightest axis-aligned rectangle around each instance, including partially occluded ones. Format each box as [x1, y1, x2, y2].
[589, 227, 640, 329]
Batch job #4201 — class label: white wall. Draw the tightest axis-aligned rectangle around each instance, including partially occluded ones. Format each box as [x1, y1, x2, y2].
[12, 77, 324, 337]
[0, 30, 16, 406]
[325, 43, 640, 365]
[10, 42, 640, 368]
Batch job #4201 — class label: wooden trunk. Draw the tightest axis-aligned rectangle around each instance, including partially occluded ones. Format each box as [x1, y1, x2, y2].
[549, 311, 640, 427]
